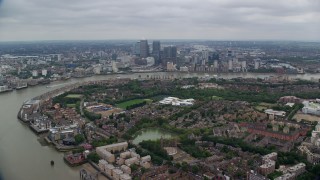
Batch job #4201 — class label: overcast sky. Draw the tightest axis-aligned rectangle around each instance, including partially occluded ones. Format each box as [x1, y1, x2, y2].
[0, 0, 319, 41]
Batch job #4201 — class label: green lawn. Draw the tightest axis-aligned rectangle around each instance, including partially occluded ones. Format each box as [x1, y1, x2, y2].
[67, 104, 76, 108]
[254, 102, 276, 111]
[65, 94, 83, 99]
[116, 99, 148, 109]
[144, 99, 153, 104]
[212, 96, 223, 100]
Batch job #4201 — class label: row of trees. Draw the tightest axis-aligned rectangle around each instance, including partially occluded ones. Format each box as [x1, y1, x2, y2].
[52, 93, 80, 107]
[139, 140, 172, 162]
[126, 101, 147, 110]
[83, 110, 101, 121]
[179, 135, 211, 158]
[91, 136, 118, 148]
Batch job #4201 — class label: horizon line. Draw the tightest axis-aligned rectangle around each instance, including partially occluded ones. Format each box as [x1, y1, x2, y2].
[0, 38, 320, 43]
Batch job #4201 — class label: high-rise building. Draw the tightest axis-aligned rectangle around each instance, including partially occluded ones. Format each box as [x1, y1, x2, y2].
[163, 46, 177, 59]
[162, 46, 177, 66]
[133, 41, 140, 56]
[140, 40, 149, 58]
[152, 41, 161, 65]
[152, 41, 160, 54]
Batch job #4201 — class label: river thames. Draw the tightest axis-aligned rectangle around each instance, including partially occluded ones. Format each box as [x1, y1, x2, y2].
[0, 72, 319, 180]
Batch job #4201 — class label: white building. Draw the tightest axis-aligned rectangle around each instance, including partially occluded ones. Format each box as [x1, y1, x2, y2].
[112, 61, 118, 73]
[241, 61, 247, 71]
[302, 101, 320, 116]
[180, 66, 189, 72]
[264, 109, 286, 117]
[146, 57, 155, 66]
[32, 70, 38, 77]
[254, 59, 261, 70]
[57, 54, 62, 61]
[42, 69, 47, 76]
[159, 97, 194, 106]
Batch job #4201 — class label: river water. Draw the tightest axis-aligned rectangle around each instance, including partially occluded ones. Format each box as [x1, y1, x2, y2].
[0, 72, 319, 180]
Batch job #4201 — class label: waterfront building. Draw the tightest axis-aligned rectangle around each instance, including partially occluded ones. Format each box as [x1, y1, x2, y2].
[0, 85, 10, 93]
[214, 60, 219, 68]
[48, 124, 80, 141]
[42, 69, 47, 76]
[180, 66, 189, 72]
[166, 62, 176, 71]
[18, 99, 41, 122]
[146, 57, 155, 66]
[254, 59, 261, 70]
[112, 61, 118, 73]
[80, 169, 97, 180]
[32, 70, 38, 77]
[228, 59, 233, 70]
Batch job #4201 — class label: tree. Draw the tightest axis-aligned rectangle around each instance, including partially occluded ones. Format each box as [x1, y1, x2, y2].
[74, 134, 85, 145]
[87, 153, 100, 163]
[191, 165, 200, 174]
[130, 164, 139, 172]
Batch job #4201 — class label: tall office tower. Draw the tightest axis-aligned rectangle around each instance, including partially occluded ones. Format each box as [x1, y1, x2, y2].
[152, 41, 161, 65]
[162, 46, 177, 66]
[133, 41, 140, 56]
[163, 46, 177, 59]
[140, 40, 149, 58]
[152, 41, 161, 54]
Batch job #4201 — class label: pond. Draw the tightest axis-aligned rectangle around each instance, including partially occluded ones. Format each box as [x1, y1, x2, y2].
[132, 128, 175, 145]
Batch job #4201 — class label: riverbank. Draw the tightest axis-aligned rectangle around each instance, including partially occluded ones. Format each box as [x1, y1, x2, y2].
[3, 71, 320, 95]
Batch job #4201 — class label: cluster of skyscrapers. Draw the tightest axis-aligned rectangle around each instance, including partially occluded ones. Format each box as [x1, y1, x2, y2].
[133, 40, 177, 66]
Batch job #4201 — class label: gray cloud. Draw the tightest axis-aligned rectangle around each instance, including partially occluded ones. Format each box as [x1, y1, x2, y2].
[0, 0, 319, 41]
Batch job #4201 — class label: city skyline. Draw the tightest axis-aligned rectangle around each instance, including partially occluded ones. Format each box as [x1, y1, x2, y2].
[0, 0, 319, 41]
